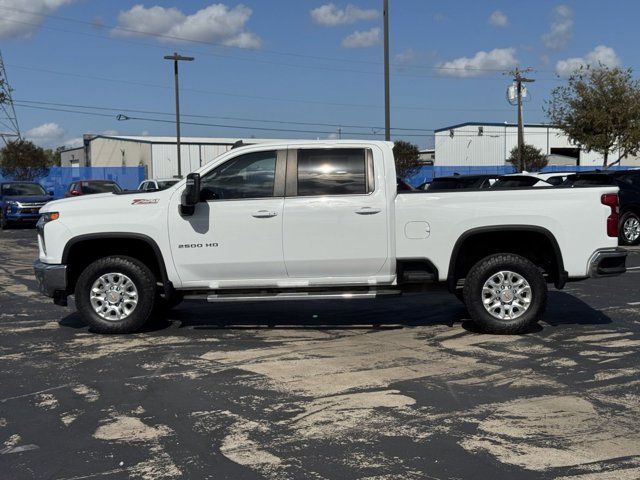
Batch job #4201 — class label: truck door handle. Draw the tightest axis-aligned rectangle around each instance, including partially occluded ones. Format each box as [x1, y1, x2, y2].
[252, 210, 278, 218]
[355, 207, 381, 215]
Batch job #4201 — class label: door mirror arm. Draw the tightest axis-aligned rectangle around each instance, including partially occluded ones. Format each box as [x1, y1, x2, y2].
[180, 173, 201, 216]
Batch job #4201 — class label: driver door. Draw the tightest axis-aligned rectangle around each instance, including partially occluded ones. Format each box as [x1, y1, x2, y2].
[169, 149, 287, 288]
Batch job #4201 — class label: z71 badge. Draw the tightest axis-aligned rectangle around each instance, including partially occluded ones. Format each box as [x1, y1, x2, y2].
[131, 198, 159, 205]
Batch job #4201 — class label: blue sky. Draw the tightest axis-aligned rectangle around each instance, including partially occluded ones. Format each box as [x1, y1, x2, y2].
[0, 0, 635, 149]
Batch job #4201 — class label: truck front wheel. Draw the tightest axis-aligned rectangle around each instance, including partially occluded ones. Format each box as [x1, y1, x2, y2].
[75, 256, 157, 334]
[463, 254, 547, 334]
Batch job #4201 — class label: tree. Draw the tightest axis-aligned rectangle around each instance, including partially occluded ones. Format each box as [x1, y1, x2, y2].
[546, 65, 640, 168]
[44, 147, 62, 167]
[393, 140, 422, 179]
[0, 139, 54, 181]
[506, 143, 548, 172]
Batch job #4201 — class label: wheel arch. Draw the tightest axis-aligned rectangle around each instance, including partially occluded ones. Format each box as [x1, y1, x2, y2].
[62, 233, 172, 296]
[447, 225, 566, 292]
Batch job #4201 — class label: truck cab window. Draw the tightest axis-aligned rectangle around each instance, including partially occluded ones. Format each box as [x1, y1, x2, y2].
[297, 148, 369, 196]
[200, 150, 277, 200]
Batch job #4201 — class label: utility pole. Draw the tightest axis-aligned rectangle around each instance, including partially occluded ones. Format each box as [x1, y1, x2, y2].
[383, 0, 390, 141]
[507, 67, 535, 172]
[164, 52, 194, 178]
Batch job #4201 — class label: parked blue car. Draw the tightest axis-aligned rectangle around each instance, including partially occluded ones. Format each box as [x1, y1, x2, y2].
[0, 181, 54, 229]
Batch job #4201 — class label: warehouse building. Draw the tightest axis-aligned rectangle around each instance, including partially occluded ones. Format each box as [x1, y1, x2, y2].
[434, 122, 640, 169]
[60, 134, 283, 178]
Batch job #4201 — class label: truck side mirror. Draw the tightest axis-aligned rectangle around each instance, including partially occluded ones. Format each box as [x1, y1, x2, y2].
[180, 172, 200, 216]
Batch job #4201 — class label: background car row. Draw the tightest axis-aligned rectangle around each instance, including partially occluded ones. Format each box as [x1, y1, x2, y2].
[0, 177, 178, 229]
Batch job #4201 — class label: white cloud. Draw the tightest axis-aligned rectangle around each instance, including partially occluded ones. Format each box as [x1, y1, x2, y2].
[489, 10, 508, 27]
[62, 137, 83, 148]
[112, 3, 261, 48]
[555, 45, 621, 77]
[0, 0, 74, 39]
[437, 48, 518, 77]
[394, 48, 416, 65]
[25, 122, 65, 146]
[341, 27, 380, 48]
[310, 3, 378, 27]
[542, 4, 573, 51]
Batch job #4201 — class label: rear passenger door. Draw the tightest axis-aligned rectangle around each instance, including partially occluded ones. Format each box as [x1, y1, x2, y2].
[282, 147, 389, 278]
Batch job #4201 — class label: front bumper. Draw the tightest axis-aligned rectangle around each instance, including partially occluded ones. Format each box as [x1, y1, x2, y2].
[34, 260, 67, 304]
[6, 214, 41, 222]
[588, 248, 627, 278]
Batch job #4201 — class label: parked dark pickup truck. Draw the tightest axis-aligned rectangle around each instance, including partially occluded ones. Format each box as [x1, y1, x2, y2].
[563, 170, 640, 246]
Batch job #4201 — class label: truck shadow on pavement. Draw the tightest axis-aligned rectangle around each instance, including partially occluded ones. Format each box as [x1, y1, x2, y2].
[58, 290, 613, 335]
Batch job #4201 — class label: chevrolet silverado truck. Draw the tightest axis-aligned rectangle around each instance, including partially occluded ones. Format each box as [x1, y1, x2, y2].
[34, 141, 627, 334]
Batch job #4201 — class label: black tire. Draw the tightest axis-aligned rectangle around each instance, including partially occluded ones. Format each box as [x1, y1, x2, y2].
[74, 256, 157, 334]
[619, 211, 640, 246]
[463, 253, 547, 334]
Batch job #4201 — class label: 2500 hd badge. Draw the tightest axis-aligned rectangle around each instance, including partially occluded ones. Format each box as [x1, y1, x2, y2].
[178, 243, 219, 249]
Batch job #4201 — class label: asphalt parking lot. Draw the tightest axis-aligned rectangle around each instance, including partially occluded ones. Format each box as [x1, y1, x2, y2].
[1, 229, 640, 480]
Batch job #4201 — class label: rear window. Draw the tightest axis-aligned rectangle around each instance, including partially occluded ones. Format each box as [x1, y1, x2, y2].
[492, 176, 542, 188]
[427, 177, 484, 191]
[545, 176, 565, 186]
[563, 174, 615, 186]
[81, 182, 122, 194]
[297, 148, 370, 196]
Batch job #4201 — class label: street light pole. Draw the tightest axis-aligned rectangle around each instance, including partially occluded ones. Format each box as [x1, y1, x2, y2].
[383, 0, 390, 141]
[164, 52, 194, 178]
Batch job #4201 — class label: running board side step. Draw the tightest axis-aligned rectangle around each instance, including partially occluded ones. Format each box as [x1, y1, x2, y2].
[203, 289, 401, 303]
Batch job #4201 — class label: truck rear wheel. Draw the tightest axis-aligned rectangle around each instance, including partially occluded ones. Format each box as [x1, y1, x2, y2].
[463, 254, 547, 334]
[74, 256, 157, 334]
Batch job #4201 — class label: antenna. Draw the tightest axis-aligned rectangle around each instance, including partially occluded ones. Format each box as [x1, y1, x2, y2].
[0, 50, 20, 145]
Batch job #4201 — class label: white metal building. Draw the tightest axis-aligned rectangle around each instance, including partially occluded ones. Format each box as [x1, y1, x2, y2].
[434, 122, 640, 168]
[60, 135, 285, 178]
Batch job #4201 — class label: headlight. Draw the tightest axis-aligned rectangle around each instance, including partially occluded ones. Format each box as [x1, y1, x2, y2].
[40, 211, 60, 223]
[37, 212, 59, 231]
[6, 200, 19, 206]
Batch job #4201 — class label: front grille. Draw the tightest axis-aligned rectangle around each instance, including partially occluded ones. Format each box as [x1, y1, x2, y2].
[19, 202, 46, 208]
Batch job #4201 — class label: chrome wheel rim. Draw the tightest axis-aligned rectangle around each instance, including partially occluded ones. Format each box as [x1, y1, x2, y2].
[482, 270, 532, 320]
[90, 273, 139, 321]
[624, 217, 640, 242]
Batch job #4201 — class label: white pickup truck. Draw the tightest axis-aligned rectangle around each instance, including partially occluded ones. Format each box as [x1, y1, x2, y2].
[34, 141, 626, 334]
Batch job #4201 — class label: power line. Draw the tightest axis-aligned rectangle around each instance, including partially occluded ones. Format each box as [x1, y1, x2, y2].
[15, 103, 434, 138]
[8, 63, 529, 113]
[14, 99, 436, 132]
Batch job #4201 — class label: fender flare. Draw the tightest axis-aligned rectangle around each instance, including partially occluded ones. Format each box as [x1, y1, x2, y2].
[446, 225, 567, 291]
[62, 232, 172, 295]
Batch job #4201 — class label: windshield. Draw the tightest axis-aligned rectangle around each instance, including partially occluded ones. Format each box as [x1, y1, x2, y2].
[81, 181, 122, 194]
[1, 183, 46, 196]
[157, 180, 179, 190]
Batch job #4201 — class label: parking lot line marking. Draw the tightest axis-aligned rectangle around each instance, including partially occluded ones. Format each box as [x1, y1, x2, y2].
[626, 266, 640, 270]
[627, 302, 640, 305]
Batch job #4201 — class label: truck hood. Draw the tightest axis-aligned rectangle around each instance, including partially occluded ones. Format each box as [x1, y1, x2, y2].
[41, 191, 168, 214]
[3, 195, 53, 203]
